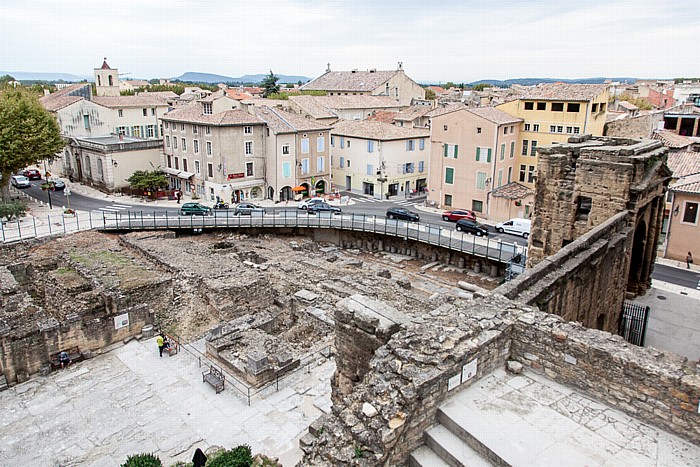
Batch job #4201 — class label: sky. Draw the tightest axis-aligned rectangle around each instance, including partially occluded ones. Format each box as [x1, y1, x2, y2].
[1, 0, 698, 83]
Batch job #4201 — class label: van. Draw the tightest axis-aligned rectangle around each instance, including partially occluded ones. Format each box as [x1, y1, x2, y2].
[495, 218, 531, 238]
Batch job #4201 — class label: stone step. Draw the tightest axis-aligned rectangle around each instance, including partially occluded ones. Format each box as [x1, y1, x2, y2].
[425, 424, 494, 467]
[438, 407, 509, 467]
[0, 375, 7, 391]
[409, 444, 451, 467]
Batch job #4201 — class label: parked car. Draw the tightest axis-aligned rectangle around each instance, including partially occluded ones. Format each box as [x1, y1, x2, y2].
[52, 179, 66, 191]
[21, 169, 41, 180]
[386, 207, 419, 222]
[297, 197, 325, 210]
[179, 202, 212, 216]
[234, 203, 266, 216]
[10, 175, 31, 188]
[495, 218, 531, 239]
[442, 209, 477, 222]
[308, 202, 341, 215]
[455, 219, 489, 236]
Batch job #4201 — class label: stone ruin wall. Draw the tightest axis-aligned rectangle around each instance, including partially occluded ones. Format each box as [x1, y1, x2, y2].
[497, 212, 632, 332]
[300, 295, 700, 466]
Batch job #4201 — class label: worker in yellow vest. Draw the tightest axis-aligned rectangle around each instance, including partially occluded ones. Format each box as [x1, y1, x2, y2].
[156, 333, 165, 357]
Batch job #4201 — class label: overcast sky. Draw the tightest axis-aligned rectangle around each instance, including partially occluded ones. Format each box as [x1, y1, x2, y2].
[1, 0, 697, 83]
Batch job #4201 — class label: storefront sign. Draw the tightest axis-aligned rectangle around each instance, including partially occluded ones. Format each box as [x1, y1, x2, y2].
[227, 173, 245, 180]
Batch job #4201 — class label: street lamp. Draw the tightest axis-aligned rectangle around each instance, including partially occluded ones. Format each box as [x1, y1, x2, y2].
[42, 159, 53, 209]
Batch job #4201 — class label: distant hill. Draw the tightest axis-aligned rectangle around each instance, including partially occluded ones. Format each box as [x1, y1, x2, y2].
[0, 71, 90, 82]
[467, 77, 637, 87]
[173, 72, 310, 84]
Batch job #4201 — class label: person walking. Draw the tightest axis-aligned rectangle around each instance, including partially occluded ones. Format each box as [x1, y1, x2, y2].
[192, 448, 207, 467]
[156, 333, 165, 357]
[687, 252, 693, 269]
[176, 190, 182, 204]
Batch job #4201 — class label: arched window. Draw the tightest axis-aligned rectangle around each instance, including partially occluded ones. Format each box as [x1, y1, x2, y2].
[97, 76, 101, 86]
[108, 75, 113, 86]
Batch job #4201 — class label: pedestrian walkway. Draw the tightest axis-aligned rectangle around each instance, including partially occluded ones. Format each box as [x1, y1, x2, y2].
[341, 191, 427, 209]
[91, 203, 133, 214]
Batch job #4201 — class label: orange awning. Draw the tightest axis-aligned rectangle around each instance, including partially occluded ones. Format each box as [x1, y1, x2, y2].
[292, 186, 307, 191]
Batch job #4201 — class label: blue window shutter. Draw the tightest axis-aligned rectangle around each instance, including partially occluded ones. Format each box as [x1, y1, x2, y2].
[340, 157, 345, 168]
[340, 137, 345, 148]
[476, 147, 480, 161]
[368, 140, 373, 153]
[418, 161, 424, 172]
[419, 139, 425, 150]
[406, 140, 410, 151]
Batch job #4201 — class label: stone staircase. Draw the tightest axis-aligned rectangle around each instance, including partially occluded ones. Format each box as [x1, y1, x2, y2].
[0, 375, 8, 391]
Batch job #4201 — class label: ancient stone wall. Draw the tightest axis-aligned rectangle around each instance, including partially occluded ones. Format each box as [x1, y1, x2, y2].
[604, 112, 665, 139]
[511, 309, 700, 444]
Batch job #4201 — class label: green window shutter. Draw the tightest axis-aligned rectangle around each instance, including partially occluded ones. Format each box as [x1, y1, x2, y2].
[487, 148, 492, 163]
[445, 167, 454, 184]
[476, 147, 480, 161]
[444, 144, 448, 157]
[454, 144, 458, 158]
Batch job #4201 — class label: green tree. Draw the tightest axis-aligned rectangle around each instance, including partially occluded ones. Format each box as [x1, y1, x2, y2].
[0, 75, 16, 88]
[0, 200, 27, 221]
[0, 88, 64, 202]
[207, 445, 253, 467]
[120, 452, 162, 467]
[261, 70, 280, 98]
[126, 170, 168, 192]
[424, 88, 436, 100]
[618, 93, 653, 111]
[444, 81, 456, 89]
[471, 83, 489, 91]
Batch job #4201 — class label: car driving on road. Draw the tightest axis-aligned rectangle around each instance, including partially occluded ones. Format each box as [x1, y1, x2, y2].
[11, 175, 31, 188]
[386, 207, 420, 222]
[442, 209, 477, 222]
[297, 197, 325, 210]
[179, 202, 213, 216]
[307, 202, 341, 215]
[21, 169, 41, 180]
[234, 203, 266, 216]
[455, 219, 489, 236]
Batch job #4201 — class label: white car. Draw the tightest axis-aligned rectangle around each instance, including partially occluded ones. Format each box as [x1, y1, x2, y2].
[495, 218, 531, 238]
[11, 175, 31, 188]
[297, 197, 325, 210]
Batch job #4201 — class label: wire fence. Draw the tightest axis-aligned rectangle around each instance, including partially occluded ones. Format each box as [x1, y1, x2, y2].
[2, 208, 526, 264]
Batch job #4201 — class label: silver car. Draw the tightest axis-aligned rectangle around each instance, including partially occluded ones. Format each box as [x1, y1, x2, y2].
[11, 175, 31, 188]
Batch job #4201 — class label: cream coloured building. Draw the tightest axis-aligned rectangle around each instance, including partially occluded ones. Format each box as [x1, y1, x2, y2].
[330, 120, 429, 199]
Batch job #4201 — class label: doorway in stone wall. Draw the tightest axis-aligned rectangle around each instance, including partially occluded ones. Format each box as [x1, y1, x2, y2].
[627, 220, 647, 294]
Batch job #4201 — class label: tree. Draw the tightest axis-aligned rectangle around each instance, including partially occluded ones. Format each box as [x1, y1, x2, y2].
[126, 170, 168, 192]
[444, 82, 456, 89]
[0, 87, 64, 202]
[471, 83, 489, 91]
[0, 200, 27, 222]
[424, 88, 436, 100]
[261, 70, 280, 98]
[0, 75, 16, 87]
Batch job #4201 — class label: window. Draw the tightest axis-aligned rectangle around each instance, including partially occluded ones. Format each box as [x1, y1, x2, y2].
[173, 137, 178, 149]
[557, 126, 563, 133]
[174, 157, 179, 170]
[195, 160, 201, 175]
[404, 163, 415, 173]
[519, 164, 527, 182]
[577, 196, 592, 217]
[340, 157, 345, 168]
[180, 124, 185, 132]
[443, 125, 448, 131]
[367, 140, 374, 153]
[83, 115, 90, 129]
[445, 167, 454, 184]
[566, 126, 573, 134]
[592, 103, 599, 112]
[166, 135, 170, 148]
[167, 155, 172, 168]
[551, 102, 564, 112]
[500, 143, 506, 161]
[118, 109, 123, 118]
[524, 123, 531, 131]
[205, 126, 211, 135]
[347, 140, 351, 148]
[550, 125, 557, 133]
[444, 194, 452, 206]
[503, 127, 508, 135]
[151, 108, 156, 116]
[181, 138, 186, 151]
[182, 159, 188, 172]
[406, 140, 415, 151]
[537, 102, 546, 110]
[96, 159, 103, 180]
[528, 165, 536, 183]
[192, 125, 198, 134]
[367, 164, 374, 175]
[522, 140, 529, 156]
[419, 139, 425, 150]
[347, 159, 351, 168]
[206, 141, 212, 156]
[245, 141, 253, 155]
[147, 125, 155, 138]
[567, 103, 580, 112]
[331, 136, 335, 146]
[317, 156, 324, 172]
[317, 136, 325, 152]
[282, 144, 290, 155]
[282, 162, 291, 178]
[207, 163, 213, 178]
[246, 162, 254, 177]
[203, 102, 213, 115]
[497, 169, 503, 187]
[340, 137, 345, 148]
[193, 140, 199, 154]
[524, 102, 534, 110]
[301, 158, 310, 174]
[533, 124, 539, 132]
[510, 141, 515, 159]
[530, 141, 537, 157]
[476, 172, 487, 189]
[418, 161, 424, 172]
[165, 122, 169, 129]
[477, 127, 482, 134]
[244, 126, 252, 134]
[444, 144, 458, 158]
[301, 138, 310, 154]
[573, 127, 580, 134]
[683, 201, 698, 224]
[84, 156, 91, 176]
[210, 187, 214, 200]
[508, 167, 512, 183]
[475, 147, 491, 162]
[510, 126, 514, 134]
[142, 108, 147, 116]
[472, 200, 483, 213]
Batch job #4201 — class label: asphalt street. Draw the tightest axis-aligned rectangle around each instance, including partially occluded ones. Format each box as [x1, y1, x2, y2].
[651, 263, 700, 290]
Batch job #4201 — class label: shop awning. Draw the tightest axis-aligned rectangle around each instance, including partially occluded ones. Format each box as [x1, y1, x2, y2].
[161, 167, 179, 176]
[161, 167, 194, 179]
[228, 178, 265, 189]
[177, 171, 194, 180]
[292, 185, 307, 192]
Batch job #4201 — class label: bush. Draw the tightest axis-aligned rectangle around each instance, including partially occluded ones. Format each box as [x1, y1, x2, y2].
[206, 444, 253, 467]
[120, 452, 163, 467]
[0, 201, 27, 221]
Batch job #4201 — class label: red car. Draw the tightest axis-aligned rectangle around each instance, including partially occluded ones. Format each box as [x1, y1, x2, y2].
[22, 169, 41, 180]
[442, 209, 477, 222]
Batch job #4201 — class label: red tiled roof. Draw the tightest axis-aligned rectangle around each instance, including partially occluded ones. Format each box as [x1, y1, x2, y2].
[490, 182, 534, 200]
[425, 103, 466, 118]
[254, 106, 330, 134]
[367, 111, 398, 124]
[652, 130, 695, 149]
[671, 172, 700, 195]
[162, 101, 264, 126]
[225, 89, 253, 100]
[331, 120, 429, 141]
[666, 151, 700, 178]
[301, 70, 399, 92]
[519, 83, 609, 101]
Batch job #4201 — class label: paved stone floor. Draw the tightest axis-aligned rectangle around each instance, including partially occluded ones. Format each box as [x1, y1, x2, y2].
[443, 367, 700, 466]
[0, 337, 334, 466]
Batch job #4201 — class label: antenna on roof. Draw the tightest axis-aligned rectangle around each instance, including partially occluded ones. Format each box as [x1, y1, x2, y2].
[326, 63, 331, 73]
[398, 61, 403, 71]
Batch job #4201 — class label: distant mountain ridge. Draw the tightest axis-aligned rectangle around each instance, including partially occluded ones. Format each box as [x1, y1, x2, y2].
[466, 77, 638, 87]
[173, 72, 311, 84]
[0, 71, 90, 82]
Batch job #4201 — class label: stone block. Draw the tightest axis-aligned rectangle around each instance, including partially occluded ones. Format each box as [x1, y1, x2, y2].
[247, 352, 269, 375]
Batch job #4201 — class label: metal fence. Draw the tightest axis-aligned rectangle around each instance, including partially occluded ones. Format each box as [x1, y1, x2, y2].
[1, 209, 525, 264]
[619, 301, 650, 346]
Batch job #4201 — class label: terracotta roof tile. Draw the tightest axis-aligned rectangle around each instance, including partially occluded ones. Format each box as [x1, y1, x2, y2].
[301, 70, 399, 92]
[425, 103, 466, 118]
[162, 101, 264, 126]
[519, 83, 609, 101]
[331, 120, 429, 141]
[226, 89, 253, 100]
[490, 182, 534, 200]
[667, 151, 700, 178]
[91, 95, 172, 108]
[394, 105, 432, 121]
[40, 83, 91, 111]
[671, 172, 700, 194]
[254, 106, 331, 134]
[366, 110, 398, 123]
[137, 91, 179, 99]
[652, 130, 695, 149]
[466, 107, 523, 125]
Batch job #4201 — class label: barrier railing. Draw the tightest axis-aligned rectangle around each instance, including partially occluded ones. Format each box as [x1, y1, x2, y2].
[1, 209, 525, 264]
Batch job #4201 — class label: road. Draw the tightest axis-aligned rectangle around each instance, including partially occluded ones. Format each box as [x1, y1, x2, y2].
[651, 263, 700, 290]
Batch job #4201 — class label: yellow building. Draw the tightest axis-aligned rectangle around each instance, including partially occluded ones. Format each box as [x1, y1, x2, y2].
[497, 84, 610, 187]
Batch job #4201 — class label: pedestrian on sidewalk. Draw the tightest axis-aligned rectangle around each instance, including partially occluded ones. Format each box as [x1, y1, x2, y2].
[687, 252, 693, 269]
[156, 333, 165, 357]
[176, 190, 182, 204]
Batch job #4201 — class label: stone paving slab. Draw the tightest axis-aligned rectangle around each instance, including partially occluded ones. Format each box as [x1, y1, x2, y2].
[442, 367, 700, 466]
[0, 337, 334, 466]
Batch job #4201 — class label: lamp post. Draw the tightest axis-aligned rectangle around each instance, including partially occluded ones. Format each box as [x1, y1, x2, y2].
[42, 159, 53, 209]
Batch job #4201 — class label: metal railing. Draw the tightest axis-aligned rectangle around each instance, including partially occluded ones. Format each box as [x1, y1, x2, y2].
[1, 209, 525, 264]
